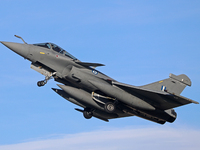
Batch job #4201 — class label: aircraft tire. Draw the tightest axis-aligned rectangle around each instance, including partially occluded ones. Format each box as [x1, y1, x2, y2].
[83, 108, 93, 119]
[104, 102, 116, 113]
[37, 81, 45, 87]
[37, 81, 42, 87]
[40, 81, 45, 86]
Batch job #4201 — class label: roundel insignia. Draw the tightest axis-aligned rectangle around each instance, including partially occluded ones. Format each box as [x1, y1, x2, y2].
[92, 70, 98, 75]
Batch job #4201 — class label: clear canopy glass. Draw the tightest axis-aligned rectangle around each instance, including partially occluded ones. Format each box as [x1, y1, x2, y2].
[33, 43, 77, 60]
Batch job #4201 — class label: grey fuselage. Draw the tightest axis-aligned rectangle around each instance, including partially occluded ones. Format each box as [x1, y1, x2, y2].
[2, 42, 114, 92]
[2, 39, 197, 124]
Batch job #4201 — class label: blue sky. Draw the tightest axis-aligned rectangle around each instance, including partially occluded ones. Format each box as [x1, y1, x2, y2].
[0, 0, 200, 149]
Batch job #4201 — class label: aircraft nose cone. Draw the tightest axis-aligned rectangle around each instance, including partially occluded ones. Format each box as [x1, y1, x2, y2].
[0, 41, 8, 47]
[1, 41, 29, 58]
[1, 41, 13, 47]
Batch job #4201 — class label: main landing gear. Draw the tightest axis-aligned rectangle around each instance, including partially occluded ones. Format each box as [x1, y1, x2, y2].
[83, 108, 93, 119]
[104, 102, 116, 113]
[92, 91, 117, 113]
[37, 72, 56, 87]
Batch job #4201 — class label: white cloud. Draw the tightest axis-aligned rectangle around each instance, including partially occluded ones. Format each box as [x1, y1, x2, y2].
[1, 126, 200, 150]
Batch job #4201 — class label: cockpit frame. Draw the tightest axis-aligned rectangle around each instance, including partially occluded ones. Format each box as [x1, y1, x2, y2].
[33, 43, 77, 60]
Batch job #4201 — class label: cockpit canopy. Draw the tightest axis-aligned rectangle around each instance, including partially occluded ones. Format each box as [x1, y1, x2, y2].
[33, 43, 77, 60]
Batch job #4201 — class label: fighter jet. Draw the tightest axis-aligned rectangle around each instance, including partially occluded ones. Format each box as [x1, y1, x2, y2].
[1, 35, 198, 124]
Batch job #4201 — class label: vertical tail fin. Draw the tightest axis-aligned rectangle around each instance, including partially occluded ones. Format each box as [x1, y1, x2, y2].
[141, 74, 191, 95]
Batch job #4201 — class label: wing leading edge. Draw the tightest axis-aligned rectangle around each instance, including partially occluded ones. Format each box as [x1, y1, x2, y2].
[76, 62, 105, 68]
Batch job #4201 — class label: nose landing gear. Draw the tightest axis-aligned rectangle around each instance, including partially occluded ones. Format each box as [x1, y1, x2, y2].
[37, 72, 56, 87]
[37, 80, 46, 87]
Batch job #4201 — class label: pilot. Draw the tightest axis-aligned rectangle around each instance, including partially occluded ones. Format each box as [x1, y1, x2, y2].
[51, 44, 60, 52]
[62, 50, 66, 55]
[45, 43, 50, 49]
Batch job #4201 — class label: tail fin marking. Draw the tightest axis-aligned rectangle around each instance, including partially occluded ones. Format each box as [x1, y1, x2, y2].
[141, 74, 191, 95]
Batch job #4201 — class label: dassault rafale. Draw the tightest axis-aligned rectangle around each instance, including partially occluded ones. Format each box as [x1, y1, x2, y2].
[1, 35, 198, 124]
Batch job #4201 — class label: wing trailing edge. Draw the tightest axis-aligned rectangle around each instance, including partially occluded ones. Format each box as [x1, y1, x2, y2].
[112, 81, 198, 110]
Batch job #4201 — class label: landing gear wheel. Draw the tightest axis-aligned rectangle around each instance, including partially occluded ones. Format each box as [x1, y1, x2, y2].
[104, 102, 116, 113]
[37, 81, 41, 87]
[40, 81, 45, 86]
[37, 81, 45, 87]
[83, 108, 93, 119]
[36, 72, 56, 87]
